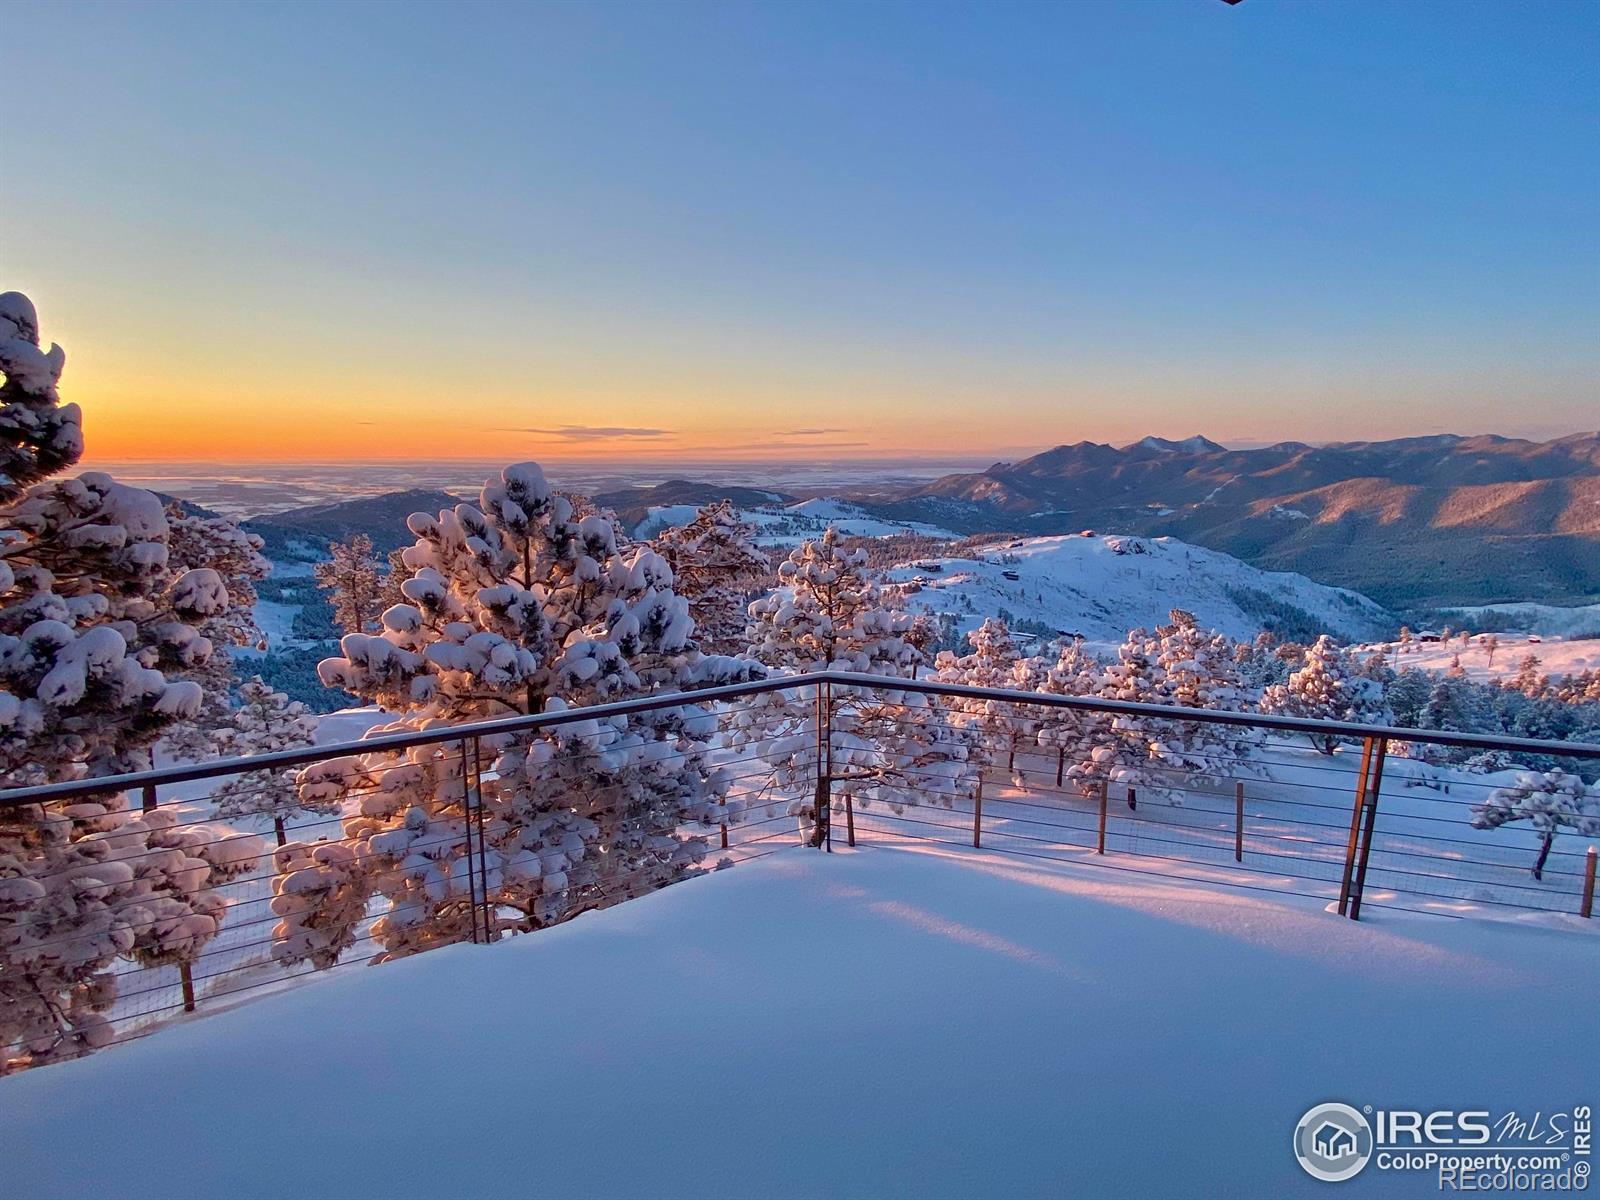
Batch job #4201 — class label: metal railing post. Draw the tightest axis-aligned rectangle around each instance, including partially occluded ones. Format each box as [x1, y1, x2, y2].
[1337, 737, 1375, 916]
[810, 681, 832, 850]
[1348, 738, 1387, 921]
[1582, 847, 1597, 919]
[1234, 781, 1245, 863]
[141, 782, 157, 813]
[470, 737, 493, 941]
[973, 776, 983, 848]
[1097, 779, 1108, 855]
[179, 962, 195, 1013]
[461, 739, 482, 945]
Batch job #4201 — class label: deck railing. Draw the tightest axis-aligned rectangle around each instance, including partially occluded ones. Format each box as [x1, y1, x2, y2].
[4, 670, 1597, 1064]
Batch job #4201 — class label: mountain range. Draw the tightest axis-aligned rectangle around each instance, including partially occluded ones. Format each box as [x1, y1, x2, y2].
[855, 433, 1600, 608]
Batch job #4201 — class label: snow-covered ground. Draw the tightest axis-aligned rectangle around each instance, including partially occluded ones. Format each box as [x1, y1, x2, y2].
[84, 708, 1598, 1046]
[635, 496, 956, 544]
[1360, 635, 1600, 682]
[885, 533, 1392, 643]
[1441, 601, 1600, 640]
[4, 843, 1594, 1199]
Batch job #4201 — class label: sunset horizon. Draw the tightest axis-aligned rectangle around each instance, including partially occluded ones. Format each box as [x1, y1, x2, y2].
[3, 3, 1596, 1196]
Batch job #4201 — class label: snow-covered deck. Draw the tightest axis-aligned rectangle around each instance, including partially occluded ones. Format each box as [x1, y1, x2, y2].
[4, 843, 1596, 1198]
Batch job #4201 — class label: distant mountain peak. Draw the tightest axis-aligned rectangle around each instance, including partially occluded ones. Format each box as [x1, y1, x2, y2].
[1130, 435, 1225, 454]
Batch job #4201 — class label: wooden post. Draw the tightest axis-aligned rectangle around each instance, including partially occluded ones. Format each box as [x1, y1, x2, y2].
[845, 794, 855, 847]
[1234, 781, 1244, 863]
[1582, 846, 1597, 919]
[1338, 738, 1375, 916]
[1056, 746, 1065, 787]
[142, 782, 157, 813]
[973, 779, 983, 849]
[273, 816, 287, 847]
[179, 962, 196, 1013]
[1127, 785, 1137, 812]
[1097, 779, 1108, 855]
[1348, 738, 1387, 921]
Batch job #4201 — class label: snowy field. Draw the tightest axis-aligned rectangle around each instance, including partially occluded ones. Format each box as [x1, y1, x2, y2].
[1361, 635, 1600, 683]
[885, 533, 1392, 643]
[3, 843, 1594, 1199]
[1441, 601, 1600, 640]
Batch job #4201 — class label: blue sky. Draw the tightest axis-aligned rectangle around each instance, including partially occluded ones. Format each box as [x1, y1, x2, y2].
[3, 0, 1596, 459]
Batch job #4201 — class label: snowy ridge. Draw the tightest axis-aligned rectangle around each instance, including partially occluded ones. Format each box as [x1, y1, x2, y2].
[634, 495, 956, 544]
[888, 533, 1392, 643]
[1439, 601, 1600, 640]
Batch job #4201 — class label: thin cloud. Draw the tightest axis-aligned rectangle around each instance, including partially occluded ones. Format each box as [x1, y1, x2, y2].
[495, 426, 676, 440]
[776, 427, 848, 436]
[718, 440, 871, 451]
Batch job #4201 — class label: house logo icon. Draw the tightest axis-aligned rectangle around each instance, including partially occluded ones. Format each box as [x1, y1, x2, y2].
[1294, 1102, 1374, 1182]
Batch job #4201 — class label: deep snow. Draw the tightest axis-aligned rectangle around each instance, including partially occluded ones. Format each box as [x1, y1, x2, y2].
[887, 533, 1392, 643]
[3, 844, 1594, 1199]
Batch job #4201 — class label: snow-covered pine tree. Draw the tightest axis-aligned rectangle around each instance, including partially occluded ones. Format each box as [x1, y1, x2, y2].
[1386, 667, 1434, 728]
[159, 502, 272, 760]
[737, 527, 977, 832]
[1511, 653, 1547, 699]
[1470, 770, 1600, 880]
[314, 533, 382, 637]
[1060, 625, 1162, 797]
[282, 463, 756, 965]
[211, 677, 326, 845]
[1140, 609, 1255, 784]
[933, 618, 1044, 777]
[1234, 631, 1289, 689]
[1063, 611, 1254, 800]
[1, 291, 260, 1069]
[1034, 638, 1109, 789]
[1261, 635, 1389, 754]
[652, 500, 770, 655]
[376, 546, 410, 616]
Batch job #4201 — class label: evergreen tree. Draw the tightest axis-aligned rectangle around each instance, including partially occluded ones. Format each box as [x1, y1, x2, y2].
[314, 533, 382, 637]
[933, 618, 1045, 775]
[211, 677, 326, 845]
[738, 528, 978, 830]
[1262, 635, 1389, 754]
[159, 503, 272, 760]
[652, 500, 769, 655]
[1, 292, 259, 1069]
[283, 463, 756, 964]
[1035, 639, 1110, 788]
[1386, 668, 1435, 728]
[1471, 770, 1600, 880]
[1511, 653, 1547, 698]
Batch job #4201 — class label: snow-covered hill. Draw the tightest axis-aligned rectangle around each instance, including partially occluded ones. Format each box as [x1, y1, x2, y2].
[1440, 601, 1600, 640]
[634, 496, 956, 544]
[1358, 634, 1600, 683]
[886, 533, 1393, 644]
